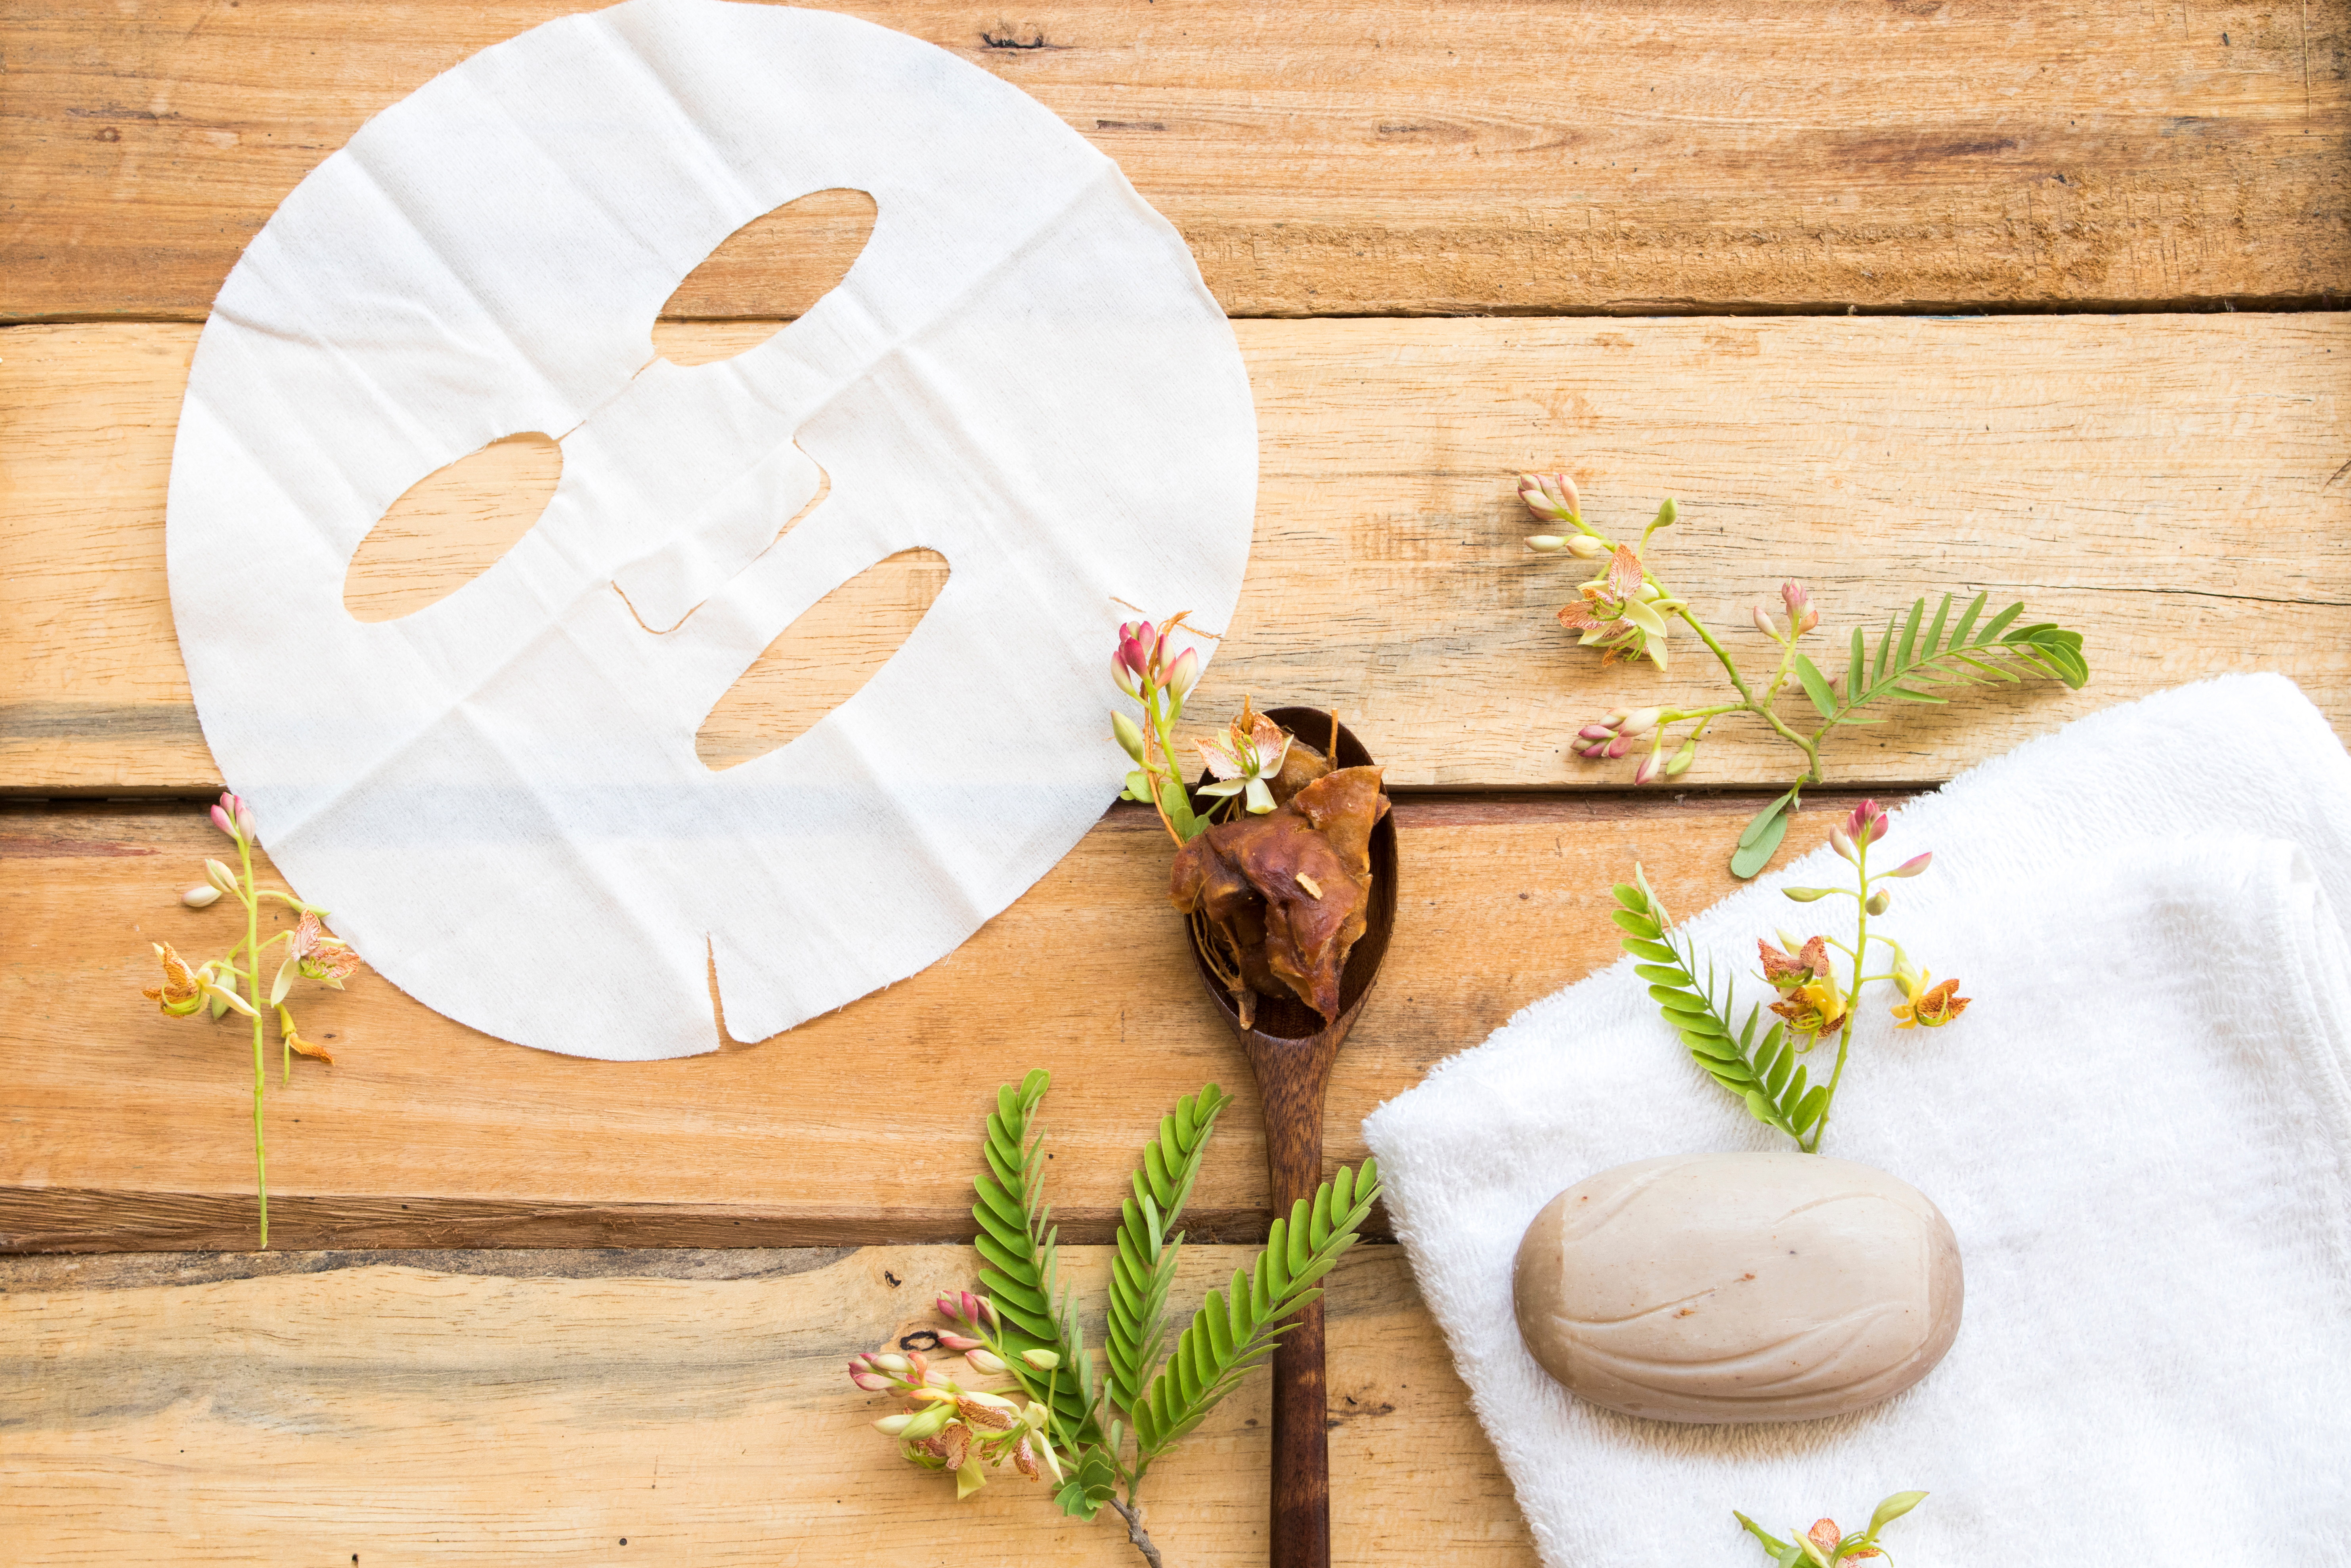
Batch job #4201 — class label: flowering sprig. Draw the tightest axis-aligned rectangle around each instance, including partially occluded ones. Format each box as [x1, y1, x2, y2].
[1610, 801, 1961, 1151]
[1737, 1490, 1928, 1567]
[1110, 613, 1213, 846]
[849, 1312, 1069, 1501]
[1521, 470, 2089, 877]
[140, 791, 362, 1247]
[848, 1072, 1379, 1568]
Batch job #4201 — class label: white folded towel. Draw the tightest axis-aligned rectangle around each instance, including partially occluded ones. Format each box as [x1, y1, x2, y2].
[1362, 674, 2351, 1565]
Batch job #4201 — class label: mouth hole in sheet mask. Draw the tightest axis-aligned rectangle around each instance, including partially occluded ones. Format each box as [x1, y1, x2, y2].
[694, 546, 950, 771]
[343, 432, 563, 622]
[654, 186, 878, 365]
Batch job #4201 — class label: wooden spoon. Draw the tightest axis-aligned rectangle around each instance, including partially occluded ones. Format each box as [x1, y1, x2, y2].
[1185, 708, 1399, 1568]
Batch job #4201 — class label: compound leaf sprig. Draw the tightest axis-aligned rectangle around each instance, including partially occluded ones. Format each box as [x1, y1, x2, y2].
[851, 1074, 1383, 1568]
[1521, 471, 2088, 877]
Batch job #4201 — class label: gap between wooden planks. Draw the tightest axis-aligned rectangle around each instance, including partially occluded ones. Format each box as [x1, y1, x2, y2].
[5, 314, 2347, 796]
[3, 0, 2344, 319]
[0, 1242, 1535, 1565]
[1, 792, 1891, 1254]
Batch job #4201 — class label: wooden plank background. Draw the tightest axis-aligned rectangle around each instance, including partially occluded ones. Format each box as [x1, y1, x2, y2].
[4, 0, 2348, 1562]
[8, 315, 2347, 795]
[2, 1245, 1531, 1564]
[4, 0, 2345, 319]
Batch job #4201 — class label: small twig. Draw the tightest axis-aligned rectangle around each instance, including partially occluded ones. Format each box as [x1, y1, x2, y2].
[1106, 1496, 1166, 1568]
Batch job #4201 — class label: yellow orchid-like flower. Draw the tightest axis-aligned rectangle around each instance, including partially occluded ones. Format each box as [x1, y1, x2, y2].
[141, 942, 255, 1019]
[1757, 936, 1847, 1043]
[1890, 972, 1970, 1029]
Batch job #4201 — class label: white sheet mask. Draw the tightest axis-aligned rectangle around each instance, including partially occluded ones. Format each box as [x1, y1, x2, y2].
[166, 0, 1256, 1060]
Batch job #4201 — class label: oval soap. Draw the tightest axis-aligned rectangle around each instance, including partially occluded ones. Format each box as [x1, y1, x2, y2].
[1512, 1152, 1961, 1423]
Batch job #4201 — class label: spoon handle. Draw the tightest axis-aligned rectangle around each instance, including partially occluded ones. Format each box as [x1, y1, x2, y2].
[1253, 1039, 1338, 1568]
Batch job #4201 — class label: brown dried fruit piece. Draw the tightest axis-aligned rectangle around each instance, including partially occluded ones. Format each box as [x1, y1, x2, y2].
[1169, 765, 1390, 1020]
[1268, 736, 1332, 807]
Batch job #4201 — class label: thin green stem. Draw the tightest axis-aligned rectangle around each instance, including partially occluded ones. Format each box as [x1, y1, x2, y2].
[1673, 604, 1825, 783]
[1805, 838, 1870, 1154]
[238, 833, 267, 1248]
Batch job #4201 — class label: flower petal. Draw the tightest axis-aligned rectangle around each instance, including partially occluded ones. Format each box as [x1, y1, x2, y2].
[1606, 545, 1645, 602]
[1195, 737, 1244, 781]
[1620, 597, 1669, 639]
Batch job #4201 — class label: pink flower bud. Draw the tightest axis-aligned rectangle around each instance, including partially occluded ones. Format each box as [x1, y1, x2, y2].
[1615, 707, 1662, 738]
[1830, 826, 1858, 863]
[1633, 751, 1664, 785]
[1164, 646, 1200, 700]
[938, 1333, 984, 1351]
[1517, 471, 1580, 523]
[963, 1347, 1007, 1375]
[1578, 724, 1614, 742]
[1754, 604, 1781, 639]
[1601, 710, 1629, 728]
[1886, 851, 1933, 878]
[217, 791, 255, 840]
[1781, 582, 1821, 635]
[1605, 735, 1632, 760]
[1115, 621, 1157, 684]
[1111, 652, 1140, 698]
[1845, 798, 1889, 844]
[1579, 741, 1610, 759]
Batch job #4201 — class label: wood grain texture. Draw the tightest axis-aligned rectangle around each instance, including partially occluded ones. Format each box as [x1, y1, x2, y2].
[3, 0, 2344, 320]
[7, 314, 2347, 796]
[0, 1242, 1535, 1565]
[1, 793, 1890, 1253]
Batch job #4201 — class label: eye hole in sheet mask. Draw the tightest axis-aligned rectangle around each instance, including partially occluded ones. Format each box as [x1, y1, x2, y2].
[166, 0, 1257, 1062]
[656, 187, 879, 367]
[694, 545, 950, 770]
[344, 433, 565, 621]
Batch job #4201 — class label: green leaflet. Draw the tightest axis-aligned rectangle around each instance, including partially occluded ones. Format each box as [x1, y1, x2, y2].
[1793, 655, 1838, 719]
[1730, 789, 1798, 880]
[1104, 1084, 1232, 1423]
[1130, 1161, 1382, 1457]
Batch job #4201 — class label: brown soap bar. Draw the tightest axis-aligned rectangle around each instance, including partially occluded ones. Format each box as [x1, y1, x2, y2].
[1513, 1152, 1963, 1423]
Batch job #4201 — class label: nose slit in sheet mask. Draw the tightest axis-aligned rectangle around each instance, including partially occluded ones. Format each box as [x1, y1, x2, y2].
[166, 0, 1257, 1062]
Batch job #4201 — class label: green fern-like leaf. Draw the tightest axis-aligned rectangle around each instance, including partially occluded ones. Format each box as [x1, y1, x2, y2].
[1105, 1084, 1232, 1421]
[1831, 590, 2088, 727]
[968, 1069, 1095, 1444]
[1615, 868, 1808, 1144]
[1129, 1160, 1382, 1457]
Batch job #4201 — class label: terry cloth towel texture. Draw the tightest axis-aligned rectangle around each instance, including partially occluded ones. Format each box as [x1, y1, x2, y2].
[1361, 674, 2351, 1566]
